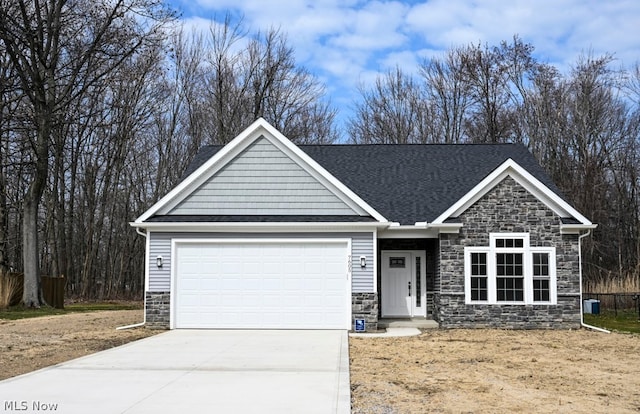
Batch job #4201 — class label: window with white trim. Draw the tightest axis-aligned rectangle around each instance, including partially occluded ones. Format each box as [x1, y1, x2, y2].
[464, 233, 556, 305]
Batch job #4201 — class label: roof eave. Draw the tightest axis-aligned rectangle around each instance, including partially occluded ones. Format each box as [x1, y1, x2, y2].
[560, 223, 598, 234]
[427, 222, 463, 233]
[130, 221, 392, 232]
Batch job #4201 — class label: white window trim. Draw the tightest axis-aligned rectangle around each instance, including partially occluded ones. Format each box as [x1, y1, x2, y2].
[464, 233, 557, 305]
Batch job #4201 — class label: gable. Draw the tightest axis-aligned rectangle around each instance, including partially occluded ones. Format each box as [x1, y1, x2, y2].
[135, 118, 388, 224]
[461, 176, 559, 228]
[431, 158, 593, 231]
[164, 137, 360, 216]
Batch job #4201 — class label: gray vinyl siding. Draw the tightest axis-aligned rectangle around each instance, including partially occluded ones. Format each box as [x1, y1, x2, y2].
[168, 137, 357, 216]
[351, 234, 374, 293]
[147, 232, 374, 293]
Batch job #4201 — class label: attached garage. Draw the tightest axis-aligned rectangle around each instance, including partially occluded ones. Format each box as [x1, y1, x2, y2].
[172, 239, 351, 329]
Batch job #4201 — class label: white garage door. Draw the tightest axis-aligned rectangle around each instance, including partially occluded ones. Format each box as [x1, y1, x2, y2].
[174, 240, 350, 329]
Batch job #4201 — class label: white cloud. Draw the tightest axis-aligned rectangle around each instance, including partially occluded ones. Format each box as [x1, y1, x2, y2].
[167, 0, 640, 130]
[379, 50, 422, 74]
[405, 0, 640, 70]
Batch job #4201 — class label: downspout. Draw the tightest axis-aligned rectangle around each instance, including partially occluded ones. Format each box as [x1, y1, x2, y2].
[578, 230, 609, 333]
[117, 227, 148, 330]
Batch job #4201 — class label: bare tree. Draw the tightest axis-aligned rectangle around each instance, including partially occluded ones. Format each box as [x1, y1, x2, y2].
[202, 18, 338, 144]
[347, 67, 430, 144]
[0, 0, 173, 307]
[419, 46, 472, 143]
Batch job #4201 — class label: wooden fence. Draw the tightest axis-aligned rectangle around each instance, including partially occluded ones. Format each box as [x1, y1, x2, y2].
[42, 276, 65, 309]
[0, 273, 65, 309]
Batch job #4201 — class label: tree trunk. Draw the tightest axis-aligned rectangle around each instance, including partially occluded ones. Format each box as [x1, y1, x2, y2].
[0, 149, 8, 274]
[22, 196, 44, 307]
[22, 122, 49, 308]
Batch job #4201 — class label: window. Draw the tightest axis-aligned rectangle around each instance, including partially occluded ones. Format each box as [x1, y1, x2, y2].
[389, 257, 405, 268]
[415, 257, 422, 307]
[464, 233, 556, 305]
[496, 253, 524, 301]
[470, 252, 488, 301]
[532, 252, 551, 302]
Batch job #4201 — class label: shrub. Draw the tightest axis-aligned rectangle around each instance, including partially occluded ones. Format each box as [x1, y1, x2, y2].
[0, 271, 23, 308]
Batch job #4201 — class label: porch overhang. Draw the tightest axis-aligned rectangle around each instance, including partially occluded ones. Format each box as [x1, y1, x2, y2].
[377, 221, 463, 238]
[421, 222, 463, 234]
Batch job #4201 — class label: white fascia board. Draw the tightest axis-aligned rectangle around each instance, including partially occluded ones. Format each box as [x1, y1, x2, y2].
[130, 221, 391, 233]
[377, 226, 440, 239]
[560, 223, 598, 234]
[431, 159, 593, 226]
[428, 223, 463, 234]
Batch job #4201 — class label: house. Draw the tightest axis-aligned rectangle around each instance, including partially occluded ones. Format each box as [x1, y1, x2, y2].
[132, 118, 596, 331]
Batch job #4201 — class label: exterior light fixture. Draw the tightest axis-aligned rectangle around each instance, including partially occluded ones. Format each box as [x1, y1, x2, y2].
[156, 255, 163, 268]
[360, 256, 366, 268]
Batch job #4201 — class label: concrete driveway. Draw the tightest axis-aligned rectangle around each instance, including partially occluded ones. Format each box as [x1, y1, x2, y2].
[0, 330, 350, 414]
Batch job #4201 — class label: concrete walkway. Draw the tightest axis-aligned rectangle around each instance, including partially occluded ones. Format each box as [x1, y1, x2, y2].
[0, 330, 350, 414]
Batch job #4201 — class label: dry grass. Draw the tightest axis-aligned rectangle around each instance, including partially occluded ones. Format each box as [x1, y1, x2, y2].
[584, 272, 639, 294]
[350, 329, 640, 413]
[0, 309, 157, 380]
[0, 271, 23, 309]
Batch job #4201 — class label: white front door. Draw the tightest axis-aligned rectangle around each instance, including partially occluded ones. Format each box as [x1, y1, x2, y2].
[381, 251, 426, 318]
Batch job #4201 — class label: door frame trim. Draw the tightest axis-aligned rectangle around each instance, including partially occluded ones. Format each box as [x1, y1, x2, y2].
[380, 250, 427, 318]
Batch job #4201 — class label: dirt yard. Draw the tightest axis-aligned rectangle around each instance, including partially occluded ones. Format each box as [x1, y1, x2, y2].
[350, 328, 640, 413]
[0, 310, 157, 381]
[2, 313, 639, 413]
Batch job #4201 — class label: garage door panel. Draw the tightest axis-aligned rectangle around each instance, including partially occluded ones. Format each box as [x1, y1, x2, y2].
[179, 278, 200, 291]
[325, 278, 346, 290]
[179, 293, 201, 305]
[262, 278, 281, 290]
[201, 279, 220, 290]
[175, 241, 349, 329]
[243, 262, 262, 274]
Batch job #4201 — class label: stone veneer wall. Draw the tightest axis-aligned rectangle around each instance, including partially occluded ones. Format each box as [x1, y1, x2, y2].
[435, 176, 581, 329]
[146, 291, 379, 331]
[352, 293, 378, 331]
[145, 291, 170, 329]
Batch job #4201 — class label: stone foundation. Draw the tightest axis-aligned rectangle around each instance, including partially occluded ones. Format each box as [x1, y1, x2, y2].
[352, 292, 378, 331]
[436, 294, 581, 329]
[145, 291, 170, 329]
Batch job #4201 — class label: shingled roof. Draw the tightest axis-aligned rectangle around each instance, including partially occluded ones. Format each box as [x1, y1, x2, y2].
[179, 143, 563, 225]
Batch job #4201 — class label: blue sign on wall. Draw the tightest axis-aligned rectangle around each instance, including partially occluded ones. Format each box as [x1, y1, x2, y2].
[354, 319, 365, 332]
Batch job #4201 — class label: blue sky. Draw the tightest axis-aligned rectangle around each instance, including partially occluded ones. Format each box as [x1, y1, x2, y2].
[166, 0, 640, 128]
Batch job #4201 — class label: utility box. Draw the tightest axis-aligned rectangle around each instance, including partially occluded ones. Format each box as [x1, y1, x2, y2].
[584, 299, 601, 314]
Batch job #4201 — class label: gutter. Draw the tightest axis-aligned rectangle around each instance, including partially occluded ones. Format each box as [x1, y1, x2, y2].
[578, 229, 609, 333]
[129, 221, 392, 231]
[117, 228, 148, 330]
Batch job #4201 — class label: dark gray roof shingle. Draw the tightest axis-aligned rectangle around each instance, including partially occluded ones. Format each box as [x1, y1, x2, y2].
[174, 143, 565, 225]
